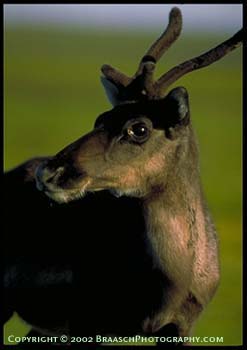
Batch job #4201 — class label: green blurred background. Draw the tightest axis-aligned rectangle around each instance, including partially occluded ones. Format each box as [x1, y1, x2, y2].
[4, 8, 242, 347]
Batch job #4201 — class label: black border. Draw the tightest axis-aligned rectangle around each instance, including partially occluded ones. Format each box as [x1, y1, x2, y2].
[2, 2, 245, 349]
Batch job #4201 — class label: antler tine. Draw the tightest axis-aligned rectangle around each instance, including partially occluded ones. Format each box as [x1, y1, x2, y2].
[101, 64, 132, 87]
[101, 7, 182, 91]
[155, 28, 243, 96]
[136, 7, 182, 76]
[141, 61, 156, 95]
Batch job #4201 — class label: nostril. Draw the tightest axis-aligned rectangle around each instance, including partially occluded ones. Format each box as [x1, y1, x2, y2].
[36, 166, 65, 191]
[46, 168, 62, 183]
[44, 167, 64, 184]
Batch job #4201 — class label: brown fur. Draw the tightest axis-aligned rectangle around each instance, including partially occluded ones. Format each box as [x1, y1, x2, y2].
[35, 90, 220, 338]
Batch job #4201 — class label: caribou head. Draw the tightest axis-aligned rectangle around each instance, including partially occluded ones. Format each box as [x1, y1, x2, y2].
[35, 7, 242, 204]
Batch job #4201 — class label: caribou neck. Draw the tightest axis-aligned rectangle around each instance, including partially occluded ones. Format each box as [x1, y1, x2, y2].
[141, 129, 206, 276]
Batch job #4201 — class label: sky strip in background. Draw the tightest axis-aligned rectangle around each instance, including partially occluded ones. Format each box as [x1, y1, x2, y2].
[4, 4, 242, 33]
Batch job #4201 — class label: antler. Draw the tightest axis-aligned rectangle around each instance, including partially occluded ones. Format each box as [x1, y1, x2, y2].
[101, 7, 182, 91]
[101, 7, 243, 102]
[135, 7, 182, 76]
[155, 29, 243, 96]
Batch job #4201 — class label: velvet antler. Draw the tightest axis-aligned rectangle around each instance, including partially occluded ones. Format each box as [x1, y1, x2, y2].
[101, 7, 242, 103]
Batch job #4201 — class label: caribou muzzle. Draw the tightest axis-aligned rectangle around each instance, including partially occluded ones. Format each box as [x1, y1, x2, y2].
[35, 160, 92, 203]
[34, 129, 110, 203]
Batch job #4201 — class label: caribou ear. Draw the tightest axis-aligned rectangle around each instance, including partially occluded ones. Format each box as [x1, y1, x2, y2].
[165, 86, 190, 126]
[100, 77, 122, 107]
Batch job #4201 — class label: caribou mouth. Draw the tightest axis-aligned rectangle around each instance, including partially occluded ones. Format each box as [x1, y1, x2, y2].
[42, 178, 93, 204]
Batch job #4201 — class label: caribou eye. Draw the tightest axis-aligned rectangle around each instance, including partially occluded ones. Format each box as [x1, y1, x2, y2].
[125, 122, 150, 143]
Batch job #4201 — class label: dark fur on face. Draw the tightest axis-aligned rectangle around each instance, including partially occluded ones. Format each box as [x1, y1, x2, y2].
[95, 87, 190, 138]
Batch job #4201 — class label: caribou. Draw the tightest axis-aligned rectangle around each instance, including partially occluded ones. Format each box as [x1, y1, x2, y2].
[4, 7, 242, 347]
